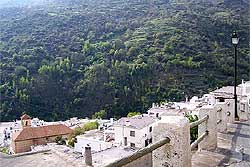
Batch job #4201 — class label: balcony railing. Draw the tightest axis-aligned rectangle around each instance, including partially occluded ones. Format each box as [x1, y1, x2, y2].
[190, 115, 209, 129]
[217, 107, 222, 125]
[190, 115, 209, 151]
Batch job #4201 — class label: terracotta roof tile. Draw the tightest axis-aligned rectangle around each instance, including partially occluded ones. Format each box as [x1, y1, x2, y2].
[14, 124, 73, 141]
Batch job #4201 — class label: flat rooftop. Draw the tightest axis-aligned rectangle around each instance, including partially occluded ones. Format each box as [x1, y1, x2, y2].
[115, 115, 156, 129]
[148, 107, 186, 115]
[77, 129, 104, 141]
[211, 82, 250, 98]
[0, 144, 136, 167]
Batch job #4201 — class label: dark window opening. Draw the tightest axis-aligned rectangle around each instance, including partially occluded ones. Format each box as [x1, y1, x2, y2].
[219, 98, 225, 102]
[130, 131, 135, 137]
[149, 138, 152, 144]
[124, 137, 127, 146]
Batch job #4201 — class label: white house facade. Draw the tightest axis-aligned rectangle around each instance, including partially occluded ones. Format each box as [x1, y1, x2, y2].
[74, 130, 113, 153]
[210, 80, 250, 120]
[113, 115, 156, 148]
[74, 136, 113, 153]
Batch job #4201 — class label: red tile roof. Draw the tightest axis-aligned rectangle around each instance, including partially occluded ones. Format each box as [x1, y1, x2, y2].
[14, 124, 73, 141]
[20, 114, 31, 120]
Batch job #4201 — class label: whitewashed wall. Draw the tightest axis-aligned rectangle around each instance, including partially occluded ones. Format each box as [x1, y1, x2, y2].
[74, 137, 113, 153]
[114, 124, 154, 148]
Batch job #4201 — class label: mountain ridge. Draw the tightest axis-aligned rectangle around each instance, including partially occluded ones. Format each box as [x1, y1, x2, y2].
[0, 0, 249, 121]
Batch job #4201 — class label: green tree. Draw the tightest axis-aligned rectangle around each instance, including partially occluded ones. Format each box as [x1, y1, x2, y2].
[127, 112, 141, 117]
[92, 110, 107, 119]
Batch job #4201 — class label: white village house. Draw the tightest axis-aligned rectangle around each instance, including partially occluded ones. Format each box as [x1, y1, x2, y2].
[74, 129, 113, 153]
[74, 119, 115, 154]
[113, 115, 157, 148]
[210, 80, 250, 120]
[147, 93, 217, 118]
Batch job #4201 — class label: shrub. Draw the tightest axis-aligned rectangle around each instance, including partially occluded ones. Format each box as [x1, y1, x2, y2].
[55, 136, 62, 143]
[74, 126, 84, 136]
[69, 121, 99, 145]
[0, 147, 9, 154]
[185, 114, 198, 143]
[82, 121, 99, 131]
[67, 137, 76, 147]
[55, 136, 66, 145]
[127, 112, 141, 117]
[92, 110, 107, 119]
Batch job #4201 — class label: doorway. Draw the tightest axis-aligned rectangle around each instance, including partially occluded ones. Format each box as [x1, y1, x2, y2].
[124, 137, 127, 146]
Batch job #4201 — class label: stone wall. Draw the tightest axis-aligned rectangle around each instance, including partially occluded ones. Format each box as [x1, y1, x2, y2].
[15, 140, 34, 153]
[198, 106, 217, 151]
[238, 97, 249, 120]
[13, 135, 69, 153]
[215, 103, 227, 132]
[152, 116, 191, 167]
[122, 153, 152, 167]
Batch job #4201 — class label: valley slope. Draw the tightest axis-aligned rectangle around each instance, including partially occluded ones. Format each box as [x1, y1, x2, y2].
[0, 0, 249, 121]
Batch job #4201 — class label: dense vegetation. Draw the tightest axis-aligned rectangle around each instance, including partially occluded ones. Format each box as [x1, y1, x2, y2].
[0, 0, 249, 121]
[186, 114, 199, 143]
[67, 121, 99, 147]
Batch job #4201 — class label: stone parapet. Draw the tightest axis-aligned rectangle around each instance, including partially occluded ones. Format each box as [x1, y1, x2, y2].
[225, 99, 235, 123]
[215, 104, 227, 132]
[152, 116, 191, 167]
[198, 106, 217, 151]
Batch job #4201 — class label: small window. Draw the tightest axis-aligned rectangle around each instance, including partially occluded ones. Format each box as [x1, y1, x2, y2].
[149, 138, 152, 144]
[130, 143, 135, 148]
[149, 127, 152, 132]
[240, 103, 245, 112]
[219, 98, 225, 102]
[130, 131, 135, 137]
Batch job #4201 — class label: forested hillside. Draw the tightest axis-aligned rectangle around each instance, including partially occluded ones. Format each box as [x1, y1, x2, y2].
[0, 0, 249, 121]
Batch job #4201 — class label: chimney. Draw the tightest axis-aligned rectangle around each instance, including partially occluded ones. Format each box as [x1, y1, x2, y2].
[110, 118, 114, 124]
[85, 145, 93, 166]
[125, 120, 131, 127]
[242, 79, 246, 96]
[152, 103, 156, 108]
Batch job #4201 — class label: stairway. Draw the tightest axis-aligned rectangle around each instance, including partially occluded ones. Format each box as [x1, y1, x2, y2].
[192, 121, 250, 167]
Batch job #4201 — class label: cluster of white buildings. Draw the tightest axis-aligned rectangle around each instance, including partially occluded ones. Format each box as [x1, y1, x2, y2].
[0, 116, 91, 148]
[1, 117, 52, 145]
[1, 80, 249, 156]
[73, 80, 250, 155]
[211, 80, 250, 120]
[74, 115, 157, 153]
